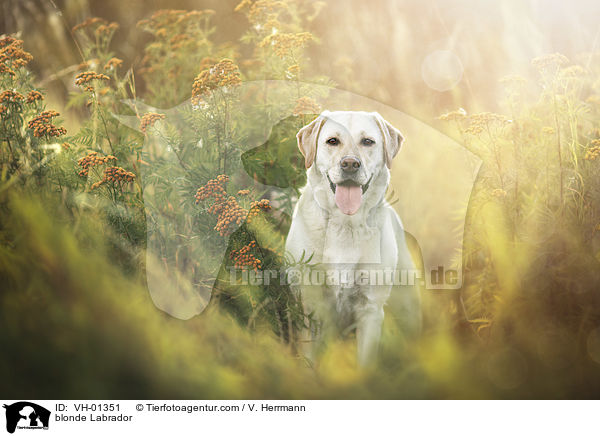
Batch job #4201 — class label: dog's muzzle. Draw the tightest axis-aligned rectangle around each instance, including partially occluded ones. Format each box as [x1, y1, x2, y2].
[327, 173, 374, 215]
[327, 174, 373, 195]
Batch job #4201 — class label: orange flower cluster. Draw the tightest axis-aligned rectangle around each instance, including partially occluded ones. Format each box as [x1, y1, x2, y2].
[584, 141, 600, 161]
[0, 106, 6, 116]
[75, 71, 110, 91]
[104, 57, 123, 71]
[77, 58, 100, 71]
[27, 110, 67, 138]
[259, 32, 313, 58]
[95, 22, 119, 37]
[247, 199, 271, 223]
[195, 175, 272, 236]
[192, 59, 242, 103]
[72, 17, 107, 33]
[195, 174, 229, 203]
[213, 196, 248, 236]
[230, 240, 262, 271]
[77, 151, 117, 177]
[140, 112, 166, 133]
[0, 36, 33, 76]
[236, 0, 287, 29]
[72, 18, 118, 36]
[26, 90, 43, 104]
[0, 90, 24, 104]
[136, 10, 216, 80]
[169, 34, 193, 50]
[138, 9, 215, 32]
[198, 56, 218, 72]
[91, 166, 136, 190]
[292, 97, 321, 116]
[286, 64, 300, 78]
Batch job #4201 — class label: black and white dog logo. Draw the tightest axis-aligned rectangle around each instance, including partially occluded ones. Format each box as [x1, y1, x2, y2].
[3, 402, 50, 433]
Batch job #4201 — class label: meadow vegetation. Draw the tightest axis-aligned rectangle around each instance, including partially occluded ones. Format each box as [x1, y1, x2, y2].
[1, 0, 600, 398]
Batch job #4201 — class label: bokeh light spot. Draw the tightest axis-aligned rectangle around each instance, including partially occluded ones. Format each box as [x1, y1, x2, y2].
[421, 50, 463, 92]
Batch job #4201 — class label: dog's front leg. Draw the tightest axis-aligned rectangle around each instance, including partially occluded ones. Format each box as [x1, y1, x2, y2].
[355, 299, 385, 367]
[298, 280, 335, 366]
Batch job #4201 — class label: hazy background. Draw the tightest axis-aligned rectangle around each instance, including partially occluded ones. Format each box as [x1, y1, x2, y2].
[3, 0, 600, 399]
[3, 0, 600, 122]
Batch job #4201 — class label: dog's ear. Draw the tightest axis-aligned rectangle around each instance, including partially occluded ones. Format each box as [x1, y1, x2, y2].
[297, 114, 326, 169]
[373, 113, 404, 169]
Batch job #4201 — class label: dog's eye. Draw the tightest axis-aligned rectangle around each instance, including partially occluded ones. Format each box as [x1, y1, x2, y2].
[326, 137, 339, 146]
[361, 138, 375, 146]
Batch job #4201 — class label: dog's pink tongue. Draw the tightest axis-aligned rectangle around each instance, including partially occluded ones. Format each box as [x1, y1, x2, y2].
[335, 184, 362, 215]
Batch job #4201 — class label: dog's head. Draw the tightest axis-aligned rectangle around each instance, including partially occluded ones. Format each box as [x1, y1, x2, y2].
[297, 110, 404, 215]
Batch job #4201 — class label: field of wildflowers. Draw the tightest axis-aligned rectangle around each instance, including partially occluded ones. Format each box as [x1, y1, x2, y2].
[2, 0, 600, 398]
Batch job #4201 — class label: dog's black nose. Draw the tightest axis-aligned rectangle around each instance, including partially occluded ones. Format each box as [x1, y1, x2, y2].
[340, 156, 361, 173]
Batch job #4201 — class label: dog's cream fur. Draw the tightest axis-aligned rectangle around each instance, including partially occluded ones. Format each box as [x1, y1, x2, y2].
[286, 110, 421, 366]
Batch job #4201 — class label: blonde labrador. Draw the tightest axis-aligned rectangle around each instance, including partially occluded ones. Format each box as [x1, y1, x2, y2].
[286, 110, 421, 366]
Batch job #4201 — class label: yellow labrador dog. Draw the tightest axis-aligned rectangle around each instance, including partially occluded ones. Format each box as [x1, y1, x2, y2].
[286, 110, 421, 366]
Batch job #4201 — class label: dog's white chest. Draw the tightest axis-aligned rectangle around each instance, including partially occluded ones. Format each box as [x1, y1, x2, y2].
[322, 219, 381, 265]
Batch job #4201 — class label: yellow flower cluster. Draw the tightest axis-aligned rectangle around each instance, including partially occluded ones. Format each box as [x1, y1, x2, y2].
[438, 108, 467, 121]
[140, 113, 166, 134]
[192, 59, 242, 103]
[491, 188, 507, 198]
[230, 240, 262, 271]
[259, 32, 313, 58]
[542, 126, 555, 135]
[26, 90, 43, 104]
[584, 141, 600, 161]
[292, 97, 321, 116]
[0, 36, 33, 76]
[91, 166, 136, 190]
[27, 110, 67, 138]
[560, 65, 586, 77]
[237, 189, 250, 196]
[104, 57, 123, 71]
[531, 53, 569, 70]
[464, 112, 510, 135]
[587, 95, 600, 105]
[499, 75, 527, 85]
[77, 151, 117, 177]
